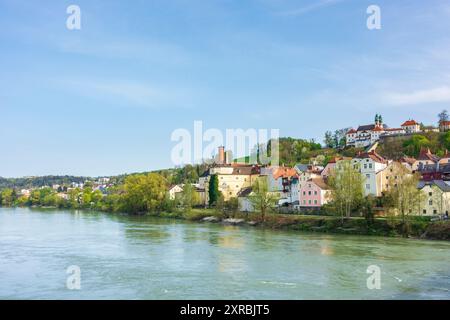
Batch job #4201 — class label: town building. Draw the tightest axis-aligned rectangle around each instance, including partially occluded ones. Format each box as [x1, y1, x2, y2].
[299, 177, 331, 208]
[418, 180, 450, 216]
[439, 121, 450, 132]
[401, 119, 421, 133]
[412, 148, 439, 171]
[351, 150, 389, 197]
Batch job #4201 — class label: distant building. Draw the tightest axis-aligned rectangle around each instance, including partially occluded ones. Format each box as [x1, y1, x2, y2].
[168, 184, 184, 200]
[439, 121, 450, 132]
[401, 119, 421, 134]
[413, 148, 439, 171]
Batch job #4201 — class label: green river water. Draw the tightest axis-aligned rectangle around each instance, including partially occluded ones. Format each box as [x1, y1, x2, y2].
[0, 207, 449, 299]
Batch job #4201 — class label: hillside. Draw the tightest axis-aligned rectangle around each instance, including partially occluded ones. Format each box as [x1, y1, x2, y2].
[377, 131, 450, 159]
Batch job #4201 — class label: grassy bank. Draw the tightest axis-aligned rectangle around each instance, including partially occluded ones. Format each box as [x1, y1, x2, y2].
[145, 208, 450, 241]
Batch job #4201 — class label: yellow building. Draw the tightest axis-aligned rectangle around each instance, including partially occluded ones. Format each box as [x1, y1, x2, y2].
[199, 164, 260, 203]
[418, 180, 450, 216]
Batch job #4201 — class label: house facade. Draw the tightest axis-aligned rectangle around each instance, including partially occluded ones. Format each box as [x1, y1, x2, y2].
[351, 151, 389, 197]
[418, 180, 450, 216]
[299, 177, 331, 208]
[401, 119, 421, 133]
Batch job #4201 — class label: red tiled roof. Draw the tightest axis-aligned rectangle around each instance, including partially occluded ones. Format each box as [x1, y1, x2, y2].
[401, 119, 419, 126]
[400, 156, 416, 165]
[311, 177, 330, 190]
[440, 121, 450, 126]
[418, 148, 439, 162]
[372, 126, 384, 132]
[273, 167, 298, 180]
[356, 150, 388, 164]
[347, 128, 357, 134]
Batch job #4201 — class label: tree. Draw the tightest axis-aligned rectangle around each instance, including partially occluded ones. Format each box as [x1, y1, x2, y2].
[208, 174, 220, 206]
[403, 135, 430, 157]
[248, 177, 279, 222]
[360, 195, 376, 226]
[384, 164, 423, 236]
[438, 109, 449, 124]
[324, 131, 334, 148]
[122, 173, 167, 214]
[328, 160, 365, 223]
[1, 188, 15, 207]
[179, 183, 200, 211]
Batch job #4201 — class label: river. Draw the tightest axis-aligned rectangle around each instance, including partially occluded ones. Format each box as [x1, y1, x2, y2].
[0, 207, 449, 299]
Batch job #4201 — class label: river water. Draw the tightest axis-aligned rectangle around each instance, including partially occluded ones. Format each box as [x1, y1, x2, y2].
[0, 207, 449, 299]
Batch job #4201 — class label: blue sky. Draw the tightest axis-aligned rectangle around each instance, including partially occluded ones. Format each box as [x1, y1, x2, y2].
[1, 0, 450, 177]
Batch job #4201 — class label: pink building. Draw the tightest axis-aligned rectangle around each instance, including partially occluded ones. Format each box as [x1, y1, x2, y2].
[299, 177, 331, 208]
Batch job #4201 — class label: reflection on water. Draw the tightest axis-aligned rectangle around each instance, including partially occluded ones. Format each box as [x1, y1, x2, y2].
[0, 207, 449, 300]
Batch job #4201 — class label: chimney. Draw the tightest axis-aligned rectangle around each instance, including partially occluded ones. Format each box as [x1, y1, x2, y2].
[218, 146, 225, 164]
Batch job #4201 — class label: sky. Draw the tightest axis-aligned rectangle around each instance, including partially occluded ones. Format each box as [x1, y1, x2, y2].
[1, 0, 450, 177]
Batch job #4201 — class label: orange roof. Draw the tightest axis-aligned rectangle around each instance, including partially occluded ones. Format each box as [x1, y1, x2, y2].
[440, 121, 450, 126]
[356, 150, 388, 164]
[372, 126, 384, 132]
[347, 128, 357, 134]
[401, 119, 419, 126]
[273, 167, 298, 180]
[311, 177, 331, 190]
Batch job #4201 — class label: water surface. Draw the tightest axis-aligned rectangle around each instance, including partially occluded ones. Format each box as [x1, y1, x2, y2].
[0, 207, 449, 299]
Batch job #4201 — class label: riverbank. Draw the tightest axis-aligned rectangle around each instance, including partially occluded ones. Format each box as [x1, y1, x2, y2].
[3, 205, 449, 240]
[148, 208, 450, 241]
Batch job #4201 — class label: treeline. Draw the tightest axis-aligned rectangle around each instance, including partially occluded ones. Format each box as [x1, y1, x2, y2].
[0, 173, 203, 215]
[0, 175, 90, 189]
[378, 131, 450, 159]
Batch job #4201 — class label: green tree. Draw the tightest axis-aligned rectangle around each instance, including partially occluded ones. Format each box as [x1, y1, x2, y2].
[324, 131, 334, 148]
[384, 165, 423, 236]
[438, 109, 449, 124]
[403, 135, 430, 157]
[179, 183, 200, 211]
[1, 188, 15, 206]
[122, 173, 167, 214]
[328, 160, 365, 223]
[208, 174, 220, 206]
[248, 177, 279, 222]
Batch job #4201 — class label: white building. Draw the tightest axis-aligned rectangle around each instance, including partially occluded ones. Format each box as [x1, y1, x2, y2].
[351, 151, 389, 197]
[401, 119, 421, 134]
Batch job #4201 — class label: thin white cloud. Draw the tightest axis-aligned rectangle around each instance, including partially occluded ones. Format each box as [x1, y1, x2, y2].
[55, 78, 194, 109]
[383, 86, 450, 106]
[278, 0, 345, 16]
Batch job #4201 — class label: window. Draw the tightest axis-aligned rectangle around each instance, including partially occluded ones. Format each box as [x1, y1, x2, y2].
[433, 210, 437, 214]
[429, 200, 433, 205]
[303, 200, 306, 204]
[366, 174, 370, 179]
[314, 200, 318, 204]
[366, 184, 370, 190]
[369, 164, 373, 169]
[314, 191, 317, 195]
[308, 191, 312, 195]
[364, 164, 367, 169]
[429, 192, 432, 196]
[423, 209, 427, 214]
[303, 191, 306, 195]
[308, 200, 311, 204]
